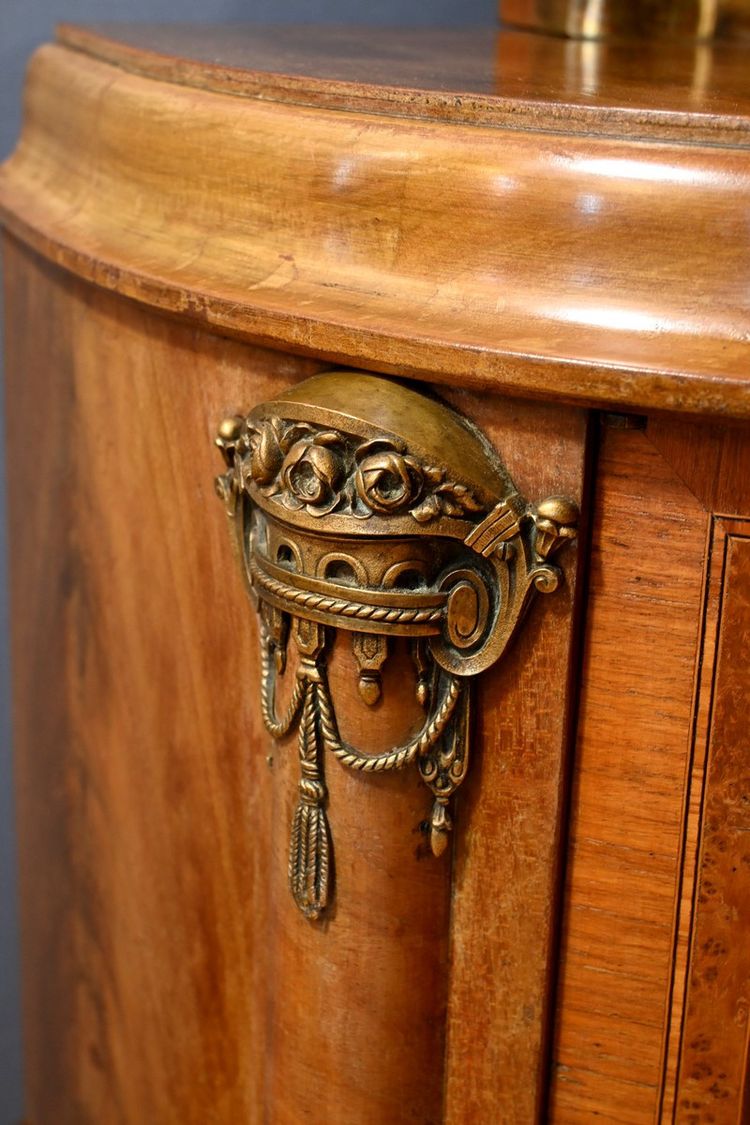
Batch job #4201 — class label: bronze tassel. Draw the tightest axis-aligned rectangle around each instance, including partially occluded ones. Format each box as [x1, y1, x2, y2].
[288, 678, 330, 919]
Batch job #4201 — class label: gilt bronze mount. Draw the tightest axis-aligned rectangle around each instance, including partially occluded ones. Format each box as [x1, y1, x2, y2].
[215, 372, 578, 920]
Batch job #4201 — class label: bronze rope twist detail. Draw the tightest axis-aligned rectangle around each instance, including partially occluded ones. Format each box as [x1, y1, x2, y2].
[260, 631, 305, 738]
[316, 668, 462, 772]
[250, 557, 444, 625]
[259, 626, 462, 773]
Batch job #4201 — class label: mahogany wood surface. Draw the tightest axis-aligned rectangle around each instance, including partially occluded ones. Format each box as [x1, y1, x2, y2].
[59, 23, 750, 144]
[4, 235, 319, 1125]
[551, 424, 710, 1121]
[551, 421, 750, 1123]
[439, 391, 588, 1123]
[3, 36, 750, 419]
[674, 519, 750, 1121]
[3, 237, 587, 1124]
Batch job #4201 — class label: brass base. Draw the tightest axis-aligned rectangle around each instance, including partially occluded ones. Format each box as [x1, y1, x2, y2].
[500, 0, 750, 40]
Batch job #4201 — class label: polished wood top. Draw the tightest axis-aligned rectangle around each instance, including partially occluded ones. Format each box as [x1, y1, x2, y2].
[60, 23, 750, 145]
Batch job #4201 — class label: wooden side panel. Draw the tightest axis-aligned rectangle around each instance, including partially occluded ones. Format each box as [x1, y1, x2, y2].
[659, 520, 723, 1123]
[553, 420, 750, 1124]
[673, 523, 750, 1123]
[659, 413, 750, 1119]
[3, 235, 312, 1124]
[550, 426, 710, 1122]
[5, 236, 589, 1125]
[4, 236, 452, 1125]
[443, 393, 589, 1124]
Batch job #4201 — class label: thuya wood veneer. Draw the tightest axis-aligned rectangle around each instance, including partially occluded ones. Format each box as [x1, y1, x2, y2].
[2, 22, 750, 1125]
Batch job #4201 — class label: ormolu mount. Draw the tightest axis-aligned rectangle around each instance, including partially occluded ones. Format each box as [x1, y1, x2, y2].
[215, 372, 577, 920]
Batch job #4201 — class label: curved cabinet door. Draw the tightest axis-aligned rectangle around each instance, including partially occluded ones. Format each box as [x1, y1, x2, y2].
[4, 237, 589, 1125]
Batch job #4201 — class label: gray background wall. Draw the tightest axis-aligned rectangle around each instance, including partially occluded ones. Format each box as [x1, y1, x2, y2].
[0, 2, 493, 1120]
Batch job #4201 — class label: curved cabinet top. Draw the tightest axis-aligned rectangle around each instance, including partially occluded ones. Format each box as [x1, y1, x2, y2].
[2, 24, 750, 418]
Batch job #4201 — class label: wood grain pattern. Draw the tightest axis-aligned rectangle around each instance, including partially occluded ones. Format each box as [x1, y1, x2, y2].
[4, 236, 588, 1123]
[441, 392, 589, 1124]
[550, 424, 711, 1122]
[632, 423, 750, 1122]
[553, 421, 750, 1124]
[3, 42, 750, 419]
[659, 509, 722, 1123]
[3, 236, 450, 1124]
[673, 521, 750, 1124]
[647, 417, 750, 517]
[59, 23, 750, 146]
[4, 233, 317, 1123]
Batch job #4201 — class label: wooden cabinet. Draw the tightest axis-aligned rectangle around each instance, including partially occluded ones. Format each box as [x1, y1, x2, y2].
[2, 24, 749, 1125]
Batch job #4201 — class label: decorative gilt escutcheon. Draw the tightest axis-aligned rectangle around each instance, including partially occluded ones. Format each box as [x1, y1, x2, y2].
[215, 372, 578, 920]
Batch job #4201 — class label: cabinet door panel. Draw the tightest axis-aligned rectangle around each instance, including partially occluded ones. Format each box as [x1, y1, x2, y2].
[4, 237, 589, 1124]
[552, 422, 750, 1124]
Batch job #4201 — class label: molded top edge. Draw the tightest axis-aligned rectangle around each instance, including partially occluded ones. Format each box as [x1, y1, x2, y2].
[58, 22, 750, 146]
[3, 42, 750, 420]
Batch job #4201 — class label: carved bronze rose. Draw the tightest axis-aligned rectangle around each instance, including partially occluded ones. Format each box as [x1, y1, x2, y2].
[233, 417, 485, 526]
[247, 419, 284, 486]
[354, 440, 423, 515]
[280, 432, 344, 515]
